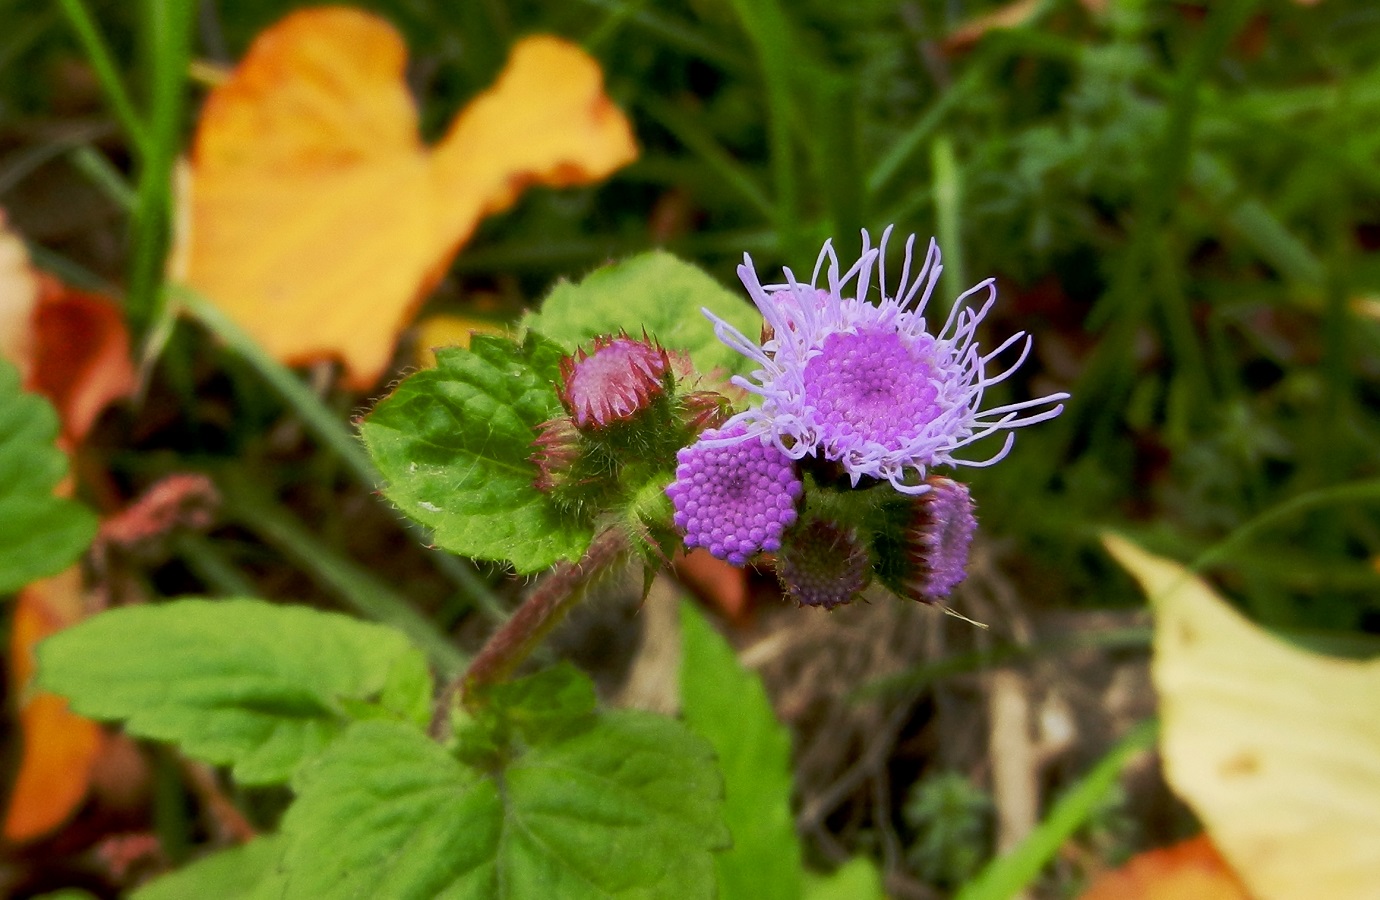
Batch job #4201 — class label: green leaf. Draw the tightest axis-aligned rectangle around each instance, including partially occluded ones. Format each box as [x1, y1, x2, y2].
[802, 857, 885, 900]
[0, 356, 98, 593]
[131, 836, 284, 900]
[523, 251, 762, 381]
[479, 661, 598, 743]
[276, 712, 728, 897]
[37, 599, 427, 784]
[680, 601, 803, 900]
[360, 333, 593, 574]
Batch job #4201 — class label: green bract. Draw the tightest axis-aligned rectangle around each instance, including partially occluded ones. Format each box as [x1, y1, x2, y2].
[37, 599, 428, 784]
[361, 332, 593, 574]
[523, 251, 761, 381]
[0, 356, 97, 593]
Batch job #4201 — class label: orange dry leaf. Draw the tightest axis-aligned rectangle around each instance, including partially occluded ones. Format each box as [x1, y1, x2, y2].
[185, 7, 638, 388]
[31, 273, 136, 446]
[0, 213, 135, 446]
[4, 567, 103, 842]
[1079, 835, 1251, 900]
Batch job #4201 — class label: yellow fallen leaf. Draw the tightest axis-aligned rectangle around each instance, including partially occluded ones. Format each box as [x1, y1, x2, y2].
[412, 312, 507, 368]
[185, 7, 637, 388]
[4, 568, 103, 842]
[0, 210, 38, 382]
[1104, 534, 1380, 900]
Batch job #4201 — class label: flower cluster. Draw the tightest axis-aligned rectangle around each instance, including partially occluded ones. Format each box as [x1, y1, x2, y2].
[664, 228, 1066, 603]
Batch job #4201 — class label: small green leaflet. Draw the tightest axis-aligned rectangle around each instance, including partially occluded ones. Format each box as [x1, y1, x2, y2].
[274, 670, 728, 899]
[37, 599, 430, 785]
[680, 601, 803, 900]
[523, 251, 761, 381]
[131, 835, 284, 900]
[360, 333, 593, 574]
[0, 356, 97, 593]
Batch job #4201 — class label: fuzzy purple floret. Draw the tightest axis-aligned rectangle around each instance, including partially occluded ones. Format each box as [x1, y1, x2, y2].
[907, 477, 977, 601]
[702, 227, 1070, 493]
[666, 424, 802, 566]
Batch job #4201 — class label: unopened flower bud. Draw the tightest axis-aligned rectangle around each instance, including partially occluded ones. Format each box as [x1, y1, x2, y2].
[557, 333, 670, 429]
[902, 476, 976, 602]
[530, 417, 582, 494]
[776, 518, 871, 609]
[677, 390, 733, 435]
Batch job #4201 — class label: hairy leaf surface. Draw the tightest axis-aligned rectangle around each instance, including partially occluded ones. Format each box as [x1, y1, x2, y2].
[37, 599, 426, 784]
[361, 333, 592, 573]
[0, 358, 97, 593]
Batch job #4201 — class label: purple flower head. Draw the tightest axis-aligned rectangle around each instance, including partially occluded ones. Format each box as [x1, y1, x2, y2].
[558, 333, 670, 429]
[776, 518, 871, 610]
[703, 228, 1069, 493]
[666, 423, 802, 566]
[904, 476, 977, 602]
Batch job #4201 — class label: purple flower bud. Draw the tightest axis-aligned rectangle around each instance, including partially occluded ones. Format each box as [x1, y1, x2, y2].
[665, 424, 802, 566]
[558, 333, 670, 429]
[776, 518, 871, 610]
[903, 476, 977, 602]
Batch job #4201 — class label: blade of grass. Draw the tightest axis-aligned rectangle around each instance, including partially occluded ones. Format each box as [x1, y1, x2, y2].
[125, 0, 195, 338]
[1192, 477, 1380, 573]
[56, 0, 152, 156]
[931, 134, 966, 306]
[804, 68, 863, 242]
[1053, 0, 1259, 461]
[954, 719, 1158, 900]
[1189, 152, 1324, 288]
[575, 0, 747, 74]
[174, 285, 505, 623]
[868, 65, 983, 199]
[637, 94, 776, 220]
[172, 532, 257, 596]
[176, 287, 378, 487]
[67, 144, 138, 210]
[725, 0, 804, 258]
[218, 470, 467, 676]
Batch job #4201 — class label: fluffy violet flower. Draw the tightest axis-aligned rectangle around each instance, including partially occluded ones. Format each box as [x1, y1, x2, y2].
[666, 424, 802, 566]
[703, 228, 1070, 493]
[903, 476, 977, 602]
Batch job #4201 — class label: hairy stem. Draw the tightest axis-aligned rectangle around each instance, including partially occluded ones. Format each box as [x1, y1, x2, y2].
[431, 528, 630, 736]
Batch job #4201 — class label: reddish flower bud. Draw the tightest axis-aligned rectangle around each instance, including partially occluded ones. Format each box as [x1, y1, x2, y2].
[530, 416, 582, 494]
[677, 390, 733, 435]
[557, 333, 670, 429]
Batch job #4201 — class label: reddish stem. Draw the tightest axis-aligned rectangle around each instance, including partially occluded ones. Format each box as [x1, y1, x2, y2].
[430, 528, 629, 737]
